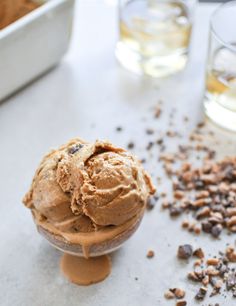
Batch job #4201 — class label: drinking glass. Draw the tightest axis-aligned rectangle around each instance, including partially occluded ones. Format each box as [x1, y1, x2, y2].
[204, 1, 236, 131]
[116, 0, 196, 78]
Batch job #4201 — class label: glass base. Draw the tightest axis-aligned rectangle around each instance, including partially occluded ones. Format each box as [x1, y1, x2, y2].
[115, 41, 188, 78]
[204, 93, 236, 132]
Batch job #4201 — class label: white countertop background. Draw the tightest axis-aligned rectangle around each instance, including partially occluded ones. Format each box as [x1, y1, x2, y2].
[1, 1, 236, 305]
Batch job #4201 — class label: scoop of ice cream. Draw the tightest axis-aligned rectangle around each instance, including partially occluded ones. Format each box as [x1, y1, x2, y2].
[23, 138, 155, 233]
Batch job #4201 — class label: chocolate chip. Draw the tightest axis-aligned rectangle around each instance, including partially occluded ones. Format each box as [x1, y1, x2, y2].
[68, 144, 84, 154]
[226, 272, 236, 290]
[146, 250, 155, 258]
[177, 244, 193, 260]
[127, 142, 135, 149]
[164, 290, 175, 299]
[211, 224, 222, 238]
[156, 138, 164, 145]
[146, 141, 154, 151]
[197, 122, 205, 128]
[176, 301, 187, 306]
[170, 288, 185, 299]
[154, 106, 162, 118]
[226, 246, 236, 262]
[209, 287, 221, 297]
[169, 206, 182, 217]
[196, 207, 210, 219]
[188, 271, 200, 282]
[202, 221, 213, 233]
[218, 264, 228, 277]
[193, 248, 205, 259]
[206, 258, 219, 266]
[146, 197, 156, 210]
[146, 128, 154, 135]
[195, 287, 207, 300]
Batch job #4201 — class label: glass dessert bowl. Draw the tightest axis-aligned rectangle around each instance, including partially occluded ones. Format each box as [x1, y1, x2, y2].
[23, 138, 155, 284]
[35, 209, 145, 257]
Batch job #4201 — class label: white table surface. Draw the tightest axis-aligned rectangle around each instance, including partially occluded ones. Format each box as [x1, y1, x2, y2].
[1, 1, 236, 306]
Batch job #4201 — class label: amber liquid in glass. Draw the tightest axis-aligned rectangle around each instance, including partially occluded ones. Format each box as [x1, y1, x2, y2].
[116, 0, 192, 77]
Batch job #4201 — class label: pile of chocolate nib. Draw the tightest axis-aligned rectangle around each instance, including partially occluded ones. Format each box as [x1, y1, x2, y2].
[163, 157, 236, 238]
[164, 243, 236, 305]
[116, 101, 236, 305]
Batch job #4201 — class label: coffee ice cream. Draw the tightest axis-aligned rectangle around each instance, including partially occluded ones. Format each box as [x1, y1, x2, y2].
[0, 0, 41, 30]
[23, 138, 155, 284]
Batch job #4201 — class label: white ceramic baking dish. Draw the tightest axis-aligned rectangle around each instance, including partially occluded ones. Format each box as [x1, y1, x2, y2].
[0, 0, 75, 101]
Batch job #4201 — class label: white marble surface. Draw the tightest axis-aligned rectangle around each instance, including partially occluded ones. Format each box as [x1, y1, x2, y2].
[1, 1, 236, 306]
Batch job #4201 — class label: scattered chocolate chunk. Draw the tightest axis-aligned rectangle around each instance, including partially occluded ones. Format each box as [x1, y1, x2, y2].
[177, 245, 193, 260]
[146, 250, 155, 258]
[154, 106, 162, 118]
[202, 221, 213, 234]
[196, 207, 210, 219]
[218, 264, 228, 277]
[226, 208, 236, 217]
[193, 248, 205, 259]
[188, 271, 200, 282]
[160, 192, 167, 198]
[146, 141, 154, 151]
[196, 190, 210, 199]
[166, 130, 178, 137]
[193, 223, 201, 235]
[209, 286, 221, 297]
[163, 156, 236, 238]
[169, 206, 182, 217]
[187, 221, 196, 233]
[195, 287, 207, 301]
[116, 126, 122, 132]
[189, 133, 204, 142]
[226, 272, 236, 290]
[174, 190, 185, 199]
[176, 301, 187, 306]
[182, 219, 190, 229]
[211, 224, 222, 238]
[162, 201, 170, 209]
[194, 259, 202, 267]
[213, 279, 223, 290]
[160, 153, 175, 163]
[206, 258, 219, 266]
[197, 122, 205, 129]
[127, 142, 135, 149]
[156, 138, 164, 145]
[206, 266, 219, 276]
[202, 275, 210, 286]
[226, 246, 236, 262]
[146, 197, 156, 210]
[170, 288, 185, 299]
[163, 164, 175, 176]
[146, 128, 154, 135]
[164, 290, 175, 299]
[207, 150, 216, 160]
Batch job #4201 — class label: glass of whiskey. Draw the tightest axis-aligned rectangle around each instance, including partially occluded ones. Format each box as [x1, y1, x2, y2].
[204, 1, 236, 131]
[116, 0, 196, 78]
